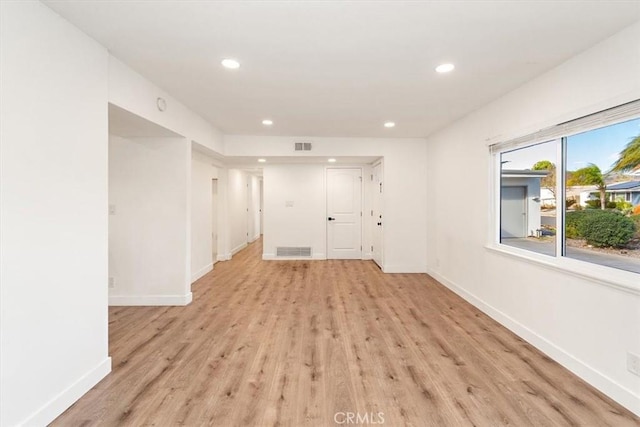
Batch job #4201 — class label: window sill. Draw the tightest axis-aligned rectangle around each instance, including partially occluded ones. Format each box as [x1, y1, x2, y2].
[485, 243, 640, 296]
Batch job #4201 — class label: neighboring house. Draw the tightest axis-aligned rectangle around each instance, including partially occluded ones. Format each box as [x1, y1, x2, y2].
[566, 185, 599, 207]
[606, 180, 640, 206]
[501, 170, 547, 238]
[540, 187, 556, 207]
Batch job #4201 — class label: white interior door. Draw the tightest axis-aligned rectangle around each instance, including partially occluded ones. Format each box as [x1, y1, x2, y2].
[212, 178, 218, 263]
[372, 162, 383, 268]
[327, 168, 362, 259]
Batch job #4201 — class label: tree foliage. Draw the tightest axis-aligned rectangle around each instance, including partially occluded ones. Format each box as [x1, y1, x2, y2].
[567, 164, 604, 186]
[532, 160, 556, 192]
[567, 164, 607, 210]
[610, 135, 640, 173]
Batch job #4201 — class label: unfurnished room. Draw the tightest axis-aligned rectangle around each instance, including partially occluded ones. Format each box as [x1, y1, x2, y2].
[1, 1, 640, 426]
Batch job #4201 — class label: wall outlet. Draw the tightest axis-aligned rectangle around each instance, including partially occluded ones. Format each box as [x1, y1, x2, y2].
[108, 277, 115, 289]
[627, 352, 640, 377]
[108, 204, 116, 215]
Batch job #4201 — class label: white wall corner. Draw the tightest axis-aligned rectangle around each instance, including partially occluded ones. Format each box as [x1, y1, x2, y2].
[217, 253, 232, 262]
[109, 292, 193, 306]
[191, 263, 213, 283]
[231, 242, 248, 256]
[19, 357, 112, 427]
[427, 268, 640, 417]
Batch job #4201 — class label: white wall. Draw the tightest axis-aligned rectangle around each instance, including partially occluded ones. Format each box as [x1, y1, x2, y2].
[248, 175, 262, 242]
[0, 2, 111, 425]
[109, 135, 192, 305]
[190, 150, 222, 282]
[426, 22, 640, 415]
[227, 169, 249, 255]
[263, 165, 327, 259]
[108, 56, 224, 155]
[225, 137, 428, 272]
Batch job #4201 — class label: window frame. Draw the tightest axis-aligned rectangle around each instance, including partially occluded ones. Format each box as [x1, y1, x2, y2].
[488, 100, 640, 295]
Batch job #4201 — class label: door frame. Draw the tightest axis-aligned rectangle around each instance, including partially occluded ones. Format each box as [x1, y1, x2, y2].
[325, 166, 365, 260]
[211, 178, 219, 264]
[372, 159, 384, 268]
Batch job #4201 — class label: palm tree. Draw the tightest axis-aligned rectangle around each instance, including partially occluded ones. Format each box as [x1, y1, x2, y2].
[610, 135, 640, 173]
[567, 164, 607, 210]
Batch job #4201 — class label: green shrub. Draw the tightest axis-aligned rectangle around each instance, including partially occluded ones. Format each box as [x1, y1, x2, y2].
[585, 200, 617, 209]
[565, 210, 606, 238]
[615, 199, 634, 215]
[579, 211, 635, 247]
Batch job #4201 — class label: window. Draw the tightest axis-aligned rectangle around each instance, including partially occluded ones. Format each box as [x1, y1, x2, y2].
[492, 100, 640, 279]
[500, 140, 558, 256]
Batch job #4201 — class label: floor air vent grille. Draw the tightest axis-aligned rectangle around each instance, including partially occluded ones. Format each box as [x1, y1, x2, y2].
[276, 247, 312, 257]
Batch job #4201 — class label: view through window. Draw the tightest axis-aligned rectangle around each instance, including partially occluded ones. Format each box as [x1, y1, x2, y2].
[497, 111, 640, 275]
[500, 140, 558, 257]
[564, 118, 640, 274]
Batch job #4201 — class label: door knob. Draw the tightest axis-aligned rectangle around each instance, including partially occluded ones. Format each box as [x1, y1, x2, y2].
[328, 217, 335, 221]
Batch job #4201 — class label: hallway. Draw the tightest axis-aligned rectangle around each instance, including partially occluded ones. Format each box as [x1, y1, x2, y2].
[53, 239, 638, 426]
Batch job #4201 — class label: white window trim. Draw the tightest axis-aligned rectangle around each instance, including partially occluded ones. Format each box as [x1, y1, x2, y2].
[488, 100, 640, 296]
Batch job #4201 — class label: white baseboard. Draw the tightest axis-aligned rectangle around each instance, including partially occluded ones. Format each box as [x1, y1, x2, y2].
[383, 263, 428, 273]
[427, 268, 640, 417]
[109, 292, 193, 306]
[249, 233, 261, 243]
[217, 253, 231, 262]
[362, 252, 373, 260]
[191, 263, 213, 283]
[20, 357, 111, 426]
[262, 253, 326, 261]
[231, 243, 247, 256]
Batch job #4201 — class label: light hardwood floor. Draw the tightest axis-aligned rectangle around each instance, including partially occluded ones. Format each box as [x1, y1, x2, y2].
[53, 239, 639, 426]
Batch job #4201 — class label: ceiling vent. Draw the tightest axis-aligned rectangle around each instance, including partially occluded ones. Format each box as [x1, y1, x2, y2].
[276, 247, 312, 257]
[294, 142, 312, 151]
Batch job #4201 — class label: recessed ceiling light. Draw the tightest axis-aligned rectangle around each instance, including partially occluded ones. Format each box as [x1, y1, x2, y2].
[328, 158, 337, 163]
[435, 63, 455, 73]
[384, 122, 396, 128]
[262, 119, 273, 126]
[258, 158, 266, 163]
[221, 58, 240, 69]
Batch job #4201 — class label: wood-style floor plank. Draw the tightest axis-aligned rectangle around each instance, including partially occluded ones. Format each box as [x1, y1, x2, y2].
[52, 239, 639, 426]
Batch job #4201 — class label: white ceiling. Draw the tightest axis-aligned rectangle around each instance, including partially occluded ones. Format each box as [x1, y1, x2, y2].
[46, 1, 640, 138]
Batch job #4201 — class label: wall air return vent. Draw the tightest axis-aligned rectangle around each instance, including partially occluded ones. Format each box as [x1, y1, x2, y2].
[276, 247, 312, 257]
[294, 142, 312, 151]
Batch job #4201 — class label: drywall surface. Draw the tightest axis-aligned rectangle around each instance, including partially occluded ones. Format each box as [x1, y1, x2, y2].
[263, 165, 327, 258]
[225, 137, 428, 272]
[108, 56, 224, 154]
[191, 150, 221, 282]
[109, 135, 191, 305]
[0, 2, 110, 425]
[227, 169, 249, 255]
[425, 22, 640, 415]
